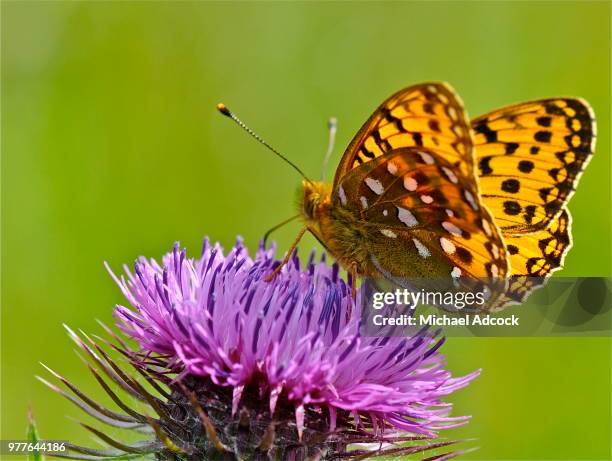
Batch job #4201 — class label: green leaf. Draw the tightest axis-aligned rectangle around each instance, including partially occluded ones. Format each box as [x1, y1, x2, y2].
[26, 407, 45, 461]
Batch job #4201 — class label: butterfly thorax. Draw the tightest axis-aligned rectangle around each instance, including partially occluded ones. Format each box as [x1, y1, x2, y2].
[300, 180, 373, 274]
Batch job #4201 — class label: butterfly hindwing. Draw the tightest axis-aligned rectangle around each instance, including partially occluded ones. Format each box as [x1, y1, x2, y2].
[472, 98, 595, 233]
[489, 208, 572, 310]
[471, 98, 594, 307]
[335, 148, 509, 307]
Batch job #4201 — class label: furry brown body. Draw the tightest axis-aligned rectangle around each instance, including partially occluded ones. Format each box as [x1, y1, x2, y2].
[300, 180, 377, 277]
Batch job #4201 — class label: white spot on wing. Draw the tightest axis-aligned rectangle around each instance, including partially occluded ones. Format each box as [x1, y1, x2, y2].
[491, 243, 500, 259]
[420, 194, 434, 204]
[441, 166, 458, 184]
[451, 266, 462, 278]
[440, 237, 456, 254]
[365, 177, 384, 195]
[383, 209, 388, 216]
[360, 196, 368, 209]
[380, 229, 397, 238]
[445, 209, 455, 217]
[387, 162, 398, 175]
[490, 263, 499, 278]
[412, 238, 430, 258]
[397, 206, 418, 227]
[418, 152, 435, 165]
[464, 190, 479, 210]
[442, 221, 462, 236]
[338, 185, 347, 206]
[482, 219, 492, 236]
[404, 176, 418, 191]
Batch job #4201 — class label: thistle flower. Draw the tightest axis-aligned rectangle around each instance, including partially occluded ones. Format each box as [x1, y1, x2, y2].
[39, 238, 479, 460]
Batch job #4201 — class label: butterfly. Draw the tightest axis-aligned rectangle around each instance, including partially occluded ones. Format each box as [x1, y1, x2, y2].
[218, 82, 596, 312]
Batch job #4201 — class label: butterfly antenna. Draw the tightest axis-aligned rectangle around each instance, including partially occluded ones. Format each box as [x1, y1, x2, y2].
[216, 103, 314, 185]
[320, 117, 337, 180]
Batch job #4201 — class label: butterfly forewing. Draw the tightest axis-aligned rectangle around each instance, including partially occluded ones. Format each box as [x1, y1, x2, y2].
[334, 82, 476, 185]
[472, 98, 595, 233]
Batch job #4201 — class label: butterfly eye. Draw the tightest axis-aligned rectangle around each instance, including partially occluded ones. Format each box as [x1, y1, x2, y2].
[302, 183, 323, 219]
[303, 196, 317, 219]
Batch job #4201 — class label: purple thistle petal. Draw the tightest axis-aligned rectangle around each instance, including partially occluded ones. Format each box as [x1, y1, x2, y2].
[109, 239, 479, 437]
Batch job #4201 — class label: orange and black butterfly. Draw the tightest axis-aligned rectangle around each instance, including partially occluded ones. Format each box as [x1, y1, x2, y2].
[218, 82, 595, 311]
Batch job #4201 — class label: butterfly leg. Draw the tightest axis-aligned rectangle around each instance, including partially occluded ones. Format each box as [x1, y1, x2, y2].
[263, 214, 300, 247]
[264, 227, 308, 282]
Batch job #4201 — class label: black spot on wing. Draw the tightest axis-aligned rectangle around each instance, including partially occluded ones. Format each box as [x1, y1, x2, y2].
[360, 147, 376, 159]
[518, 160, 535, 173]
[479, 156, 493, 175]
[503, 200, 522, 216]
[501, 179, 520, 193]
[474, 121, 497, 143]
[534, 131, 552, 143]
[505, 142, 519, 155]
[536, 116, 552, 127]
[523, 205, 537, 224]
[428, 120, 441, 132]
[455, 246, 473, 264]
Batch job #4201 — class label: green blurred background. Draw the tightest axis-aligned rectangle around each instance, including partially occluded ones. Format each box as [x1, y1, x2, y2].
[2, 1, 610, 459]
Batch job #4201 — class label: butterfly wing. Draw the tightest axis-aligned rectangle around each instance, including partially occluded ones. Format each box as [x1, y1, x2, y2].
[334, 82, 475, 186]
[331, 82, 510, 310]
[472, 98, 595, 232]
[330, 86, 593, 311]
[489, 208, 572, 310]
[471, 99, 595, 307]
[335, 147, 509, 310]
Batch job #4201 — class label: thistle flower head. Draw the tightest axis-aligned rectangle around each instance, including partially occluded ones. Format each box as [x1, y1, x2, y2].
[40, 238, 479, 460]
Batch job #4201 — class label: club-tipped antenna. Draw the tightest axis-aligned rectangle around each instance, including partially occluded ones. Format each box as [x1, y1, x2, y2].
[320, 117, 337, 180]
[216, 103, 313, 185]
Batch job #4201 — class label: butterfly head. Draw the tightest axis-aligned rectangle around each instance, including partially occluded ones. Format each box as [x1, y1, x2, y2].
[300, 180, 332, 220]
